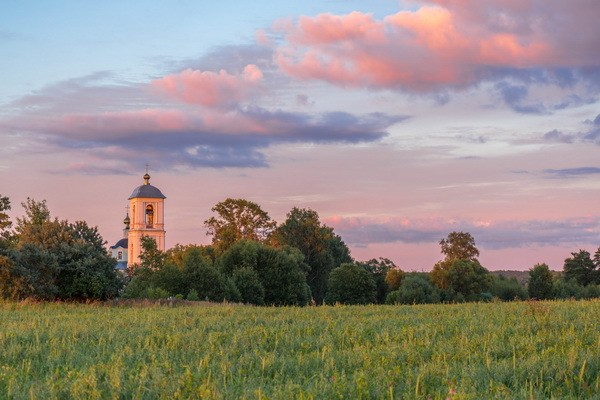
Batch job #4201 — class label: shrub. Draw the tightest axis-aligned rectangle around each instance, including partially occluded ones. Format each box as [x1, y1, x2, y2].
[186, 289, 199, 301]
[386, 274, 440, 305]
[325, 263, 376, 305]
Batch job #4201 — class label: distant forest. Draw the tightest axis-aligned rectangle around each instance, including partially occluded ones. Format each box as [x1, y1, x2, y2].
[1, 195, 599, 304]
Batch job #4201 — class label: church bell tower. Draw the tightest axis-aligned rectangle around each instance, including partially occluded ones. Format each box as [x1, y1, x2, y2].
[127, 172, 166, 266]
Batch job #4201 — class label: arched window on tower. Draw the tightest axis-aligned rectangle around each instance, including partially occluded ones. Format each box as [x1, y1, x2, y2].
[146, 205, 154, 228]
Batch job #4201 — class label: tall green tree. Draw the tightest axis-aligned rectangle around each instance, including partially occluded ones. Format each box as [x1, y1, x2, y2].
[204, 198, 276, 254]
[431, 232, 490, 301]
[563, 250, 597, 286]
[272, 207, 352, 304]
[528, 263, 554, 299]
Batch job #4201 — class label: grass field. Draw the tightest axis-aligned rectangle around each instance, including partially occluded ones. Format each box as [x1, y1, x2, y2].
[0, 300, 599, 399]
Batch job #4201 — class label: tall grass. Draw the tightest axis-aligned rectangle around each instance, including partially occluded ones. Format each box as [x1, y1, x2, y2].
[0, 300, 598, 399]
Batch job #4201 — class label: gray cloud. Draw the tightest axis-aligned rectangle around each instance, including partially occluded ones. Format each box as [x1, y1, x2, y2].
[494, 81, 546, 114]
[543, 129, 575, 144]
[329, 217, 600, 250]
[542, 113, 600, 145]
[582, 113, 600, 142]
[543, 167, 600, 177]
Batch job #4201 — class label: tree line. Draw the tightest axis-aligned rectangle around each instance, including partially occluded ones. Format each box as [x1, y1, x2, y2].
[1, 194, 600, 304]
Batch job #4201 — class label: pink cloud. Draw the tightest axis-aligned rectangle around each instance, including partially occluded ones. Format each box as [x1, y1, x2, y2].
[152, 64, 263, 107]
[273, 1, 599, 91]
[57, 109, 192, 139]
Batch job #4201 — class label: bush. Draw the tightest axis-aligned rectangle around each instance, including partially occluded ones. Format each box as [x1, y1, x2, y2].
[553, 279, 582, 299]
[232, 267, 265, 305]
[325, 263, 376, 305]
[386, 274, 440, 305]
[581, 284, 600, 299]
[528, 263, 554, 300]
[490, 274, 527, 301]
[217, 240, 310, 306]
[186, 289, 199, 301]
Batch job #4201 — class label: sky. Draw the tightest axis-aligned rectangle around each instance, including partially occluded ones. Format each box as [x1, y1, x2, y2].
[1, 0, 600, 271]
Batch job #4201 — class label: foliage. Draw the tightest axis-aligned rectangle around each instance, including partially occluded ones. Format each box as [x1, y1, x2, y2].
[386, 273, 440, 304]
[204, 198, 276, 254]
[431, 258, 492, 301]
[217, 240, 311, 306]
[563, 249, 598, 286]
[359, 258, 397, 304]
[166, 244, 215, 266]
[325, 263, 376, 305]
[184, 249, 227, 302]
[121, 284, 169, 300]
[232, 267, 265, 305]
[552, 278, 583, 300]
[2, 301, 600, 399]
[0, 195, 12, 245]
[272, 207, 352, 304]
[490, 274, 527, 301]
[528, 263, 554, 300]
[69, 220, 106, 251]
[137, 236, 167, 271]
[0, 199, 123, 301]
[385, 267, 405, 291]
[431, 232, 490, 302]
[439, 231, 480, 261]
[186, 288, 199, 301]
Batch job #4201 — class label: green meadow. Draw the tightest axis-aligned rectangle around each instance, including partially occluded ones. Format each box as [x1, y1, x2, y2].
[0, 300, 599, 399]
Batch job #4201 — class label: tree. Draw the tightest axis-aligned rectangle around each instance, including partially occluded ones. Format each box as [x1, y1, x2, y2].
[431, 231, 490, 301]
[217, 240, 311, 306]
[137, 236, 167, 271]
[14, 198, 70, 250]
[325, 263, 376, 305]
[527, 263, 554, 300]
[272, 207, 352, 304]
[431, 258, 491, 301]
[385, 268, 405, 291]
[54, 240, 124, 300]
[204, 198, 276, 254]
[69, 221, 106, 252]
[183, 247, 227, 301]
[0, 195, 12, 244]
[232, 267, 265, 305]
[0, 199, 123, 301]
[490, 274, 527, 301]
[386, 274, 440, 305]
[439, 231, 479, 261]
[564, 250, 598, 286]
[360, 258, 398, 304]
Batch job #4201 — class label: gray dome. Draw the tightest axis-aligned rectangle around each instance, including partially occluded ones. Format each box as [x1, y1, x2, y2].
[128, 184, 166, 199]
[110, 238, 128, 249]
[128, 173, 166, 199]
